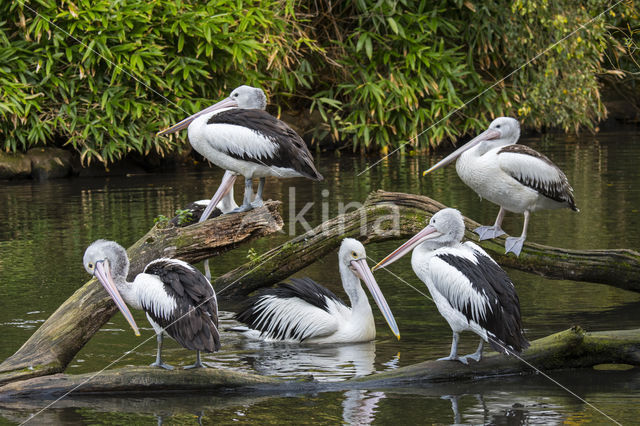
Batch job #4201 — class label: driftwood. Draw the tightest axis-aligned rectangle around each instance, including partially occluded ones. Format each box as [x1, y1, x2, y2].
[2, 190, 639, 392]
[215, 191, 640, 298]
[0, 202, 283, 386]
[1, 326, 638, 398]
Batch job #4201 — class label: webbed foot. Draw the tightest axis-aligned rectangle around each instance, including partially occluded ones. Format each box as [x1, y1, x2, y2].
[505, 236, 525, 256]
[474, 225, 506, 241]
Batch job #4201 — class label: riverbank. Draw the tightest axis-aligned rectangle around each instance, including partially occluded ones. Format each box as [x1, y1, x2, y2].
[1, 107, 637, 181]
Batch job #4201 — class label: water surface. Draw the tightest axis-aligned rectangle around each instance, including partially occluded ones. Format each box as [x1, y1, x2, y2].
[1, 130, 639, 424]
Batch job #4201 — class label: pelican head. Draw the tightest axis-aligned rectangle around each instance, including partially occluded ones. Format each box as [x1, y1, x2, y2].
[373, 208, 465, 271]
[339, 238, 400, 340]
[423, 117, 521, 176]
[157, 85, 267, 136]
[83, 240, 140, 336]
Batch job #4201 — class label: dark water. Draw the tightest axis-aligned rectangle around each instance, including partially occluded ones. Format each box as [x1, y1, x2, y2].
[1, 130, 639, 424]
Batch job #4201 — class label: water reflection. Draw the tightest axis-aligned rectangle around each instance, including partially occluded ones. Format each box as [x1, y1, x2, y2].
[1, 130, 640, 424]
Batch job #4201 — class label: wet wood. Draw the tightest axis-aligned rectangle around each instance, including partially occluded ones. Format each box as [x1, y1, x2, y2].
[216, 190, 640, 298]
[0, 202, 283, 387]
[1, 326, 637, 398]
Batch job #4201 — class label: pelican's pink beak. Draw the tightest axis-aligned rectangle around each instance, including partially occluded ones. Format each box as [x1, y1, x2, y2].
[94, 260, 140, 336]
[373, 225, 442, 271]
[350, 258, 400, 340]
[422, 128, 501, 176]
[199, 171, 238, 221]
[157, 96, 238, 136]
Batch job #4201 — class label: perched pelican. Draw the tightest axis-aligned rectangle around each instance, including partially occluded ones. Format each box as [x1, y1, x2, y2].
[234, 238, 400, 343]
[157, 85, 323, 217]
[373, 208, 529, 364]
[423, 117, 578, 256]
[83, 240, 220, 369]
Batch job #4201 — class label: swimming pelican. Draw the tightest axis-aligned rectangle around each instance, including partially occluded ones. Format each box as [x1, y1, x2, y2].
[157, 85, 323, 217]
[234, 238, 400, 343]
[373, 208, 529, 364]
[83, 240, 220, 369]
[423, 117, 578, 256]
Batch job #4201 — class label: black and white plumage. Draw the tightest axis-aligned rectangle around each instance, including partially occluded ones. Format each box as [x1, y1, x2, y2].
[83, 240, 220, 370]
[234, 239, 400, 344]
[423, 117, 578, 256]
[373, 208, 529, 364]
[157, 85, 323, 217]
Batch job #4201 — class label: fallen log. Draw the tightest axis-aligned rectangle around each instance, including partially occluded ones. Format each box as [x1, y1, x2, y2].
[0, 202, 283, 386]
[1, 326, 637, 398]
[215, 191, 640, 298]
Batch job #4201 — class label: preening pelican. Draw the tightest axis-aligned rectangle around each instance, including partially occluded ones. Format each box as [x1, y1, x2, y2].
[423, 117, 578, 256]
[83, 240, 220, 369]
[234, 238, 400, 343]
[373, 208, 529, 364]
[157, 85, 323, 218]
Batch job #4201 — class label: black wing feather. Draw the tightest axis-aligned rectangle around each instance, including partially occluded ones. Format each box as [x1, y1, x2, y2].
[498, 144, 578, 210]
[207, 109, 323, 181]
[436, 250, 529, 354]
[235, 277, 345, 341]
[143, 260, 220, 352]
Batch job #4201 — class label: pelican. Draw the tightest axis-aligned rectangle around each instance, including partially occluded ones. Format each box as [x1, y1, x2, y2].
[423, 117, 578, 256]
[83, 240, 220, 369]
[157, 85, 323, 218]
[234, 238, 400, 343]
[373, 208, 529, 364]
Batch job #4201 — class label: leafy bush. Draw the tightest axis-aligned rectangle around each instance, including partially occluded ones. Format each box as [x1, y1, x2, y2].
[0, 0, 316, 164]
[0, 0, 632, 163]
[307, 0, 614, 151]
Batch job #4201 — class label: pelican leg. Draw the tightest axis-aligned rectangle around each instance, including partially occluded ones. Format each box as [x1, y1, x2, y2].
[474, 207, 506, 240]
[184, 350, 207, 369]
[150, 333, 174, 370]
[460, 338, 484, 363]
[438, 332, 468, 365]
[250, 177, 265, 208]
[231, 178, 254, 213]
[505, 210, 530, 256]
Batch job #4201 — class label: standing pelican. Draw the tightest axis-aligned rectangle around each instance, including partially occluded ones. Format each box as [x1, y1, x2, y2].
[234, 239, 400, 343]
[83, 240, 220, 369]
[373, 208, 529, 364]
[423, 117, 578, 256]
[157, 85, 323, 217]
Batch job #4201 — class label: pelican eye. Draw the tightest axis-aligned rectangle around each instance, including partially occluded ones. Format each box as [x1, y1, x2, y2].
[351, 251, 358, 258]
[496, 124, 501, 128]
[88, 263, 94, 269]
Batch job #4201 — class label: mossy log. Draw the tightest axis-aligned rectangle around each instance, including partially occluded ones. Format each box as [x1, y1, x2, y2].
[0, 202, 283, 386]
[216, 190, 640, 298]
[1, 326, 638, 398]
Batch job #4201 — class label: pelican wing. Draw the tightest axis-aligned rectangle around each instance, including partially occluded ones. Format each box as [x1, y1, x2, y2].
[235, 278, 344, 342]
[206, 109, 323, 180]
[141, 259, 220, 352]
[428, 243, 529, 354]
[497, 144, 577, 210]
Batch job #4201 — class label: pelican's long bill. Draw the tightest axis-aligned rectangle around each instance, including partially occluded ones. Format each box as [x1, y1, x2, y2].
[373, 225, 443, 271]
[422, 128, 501, 176]
[94, 260, 141, 336]
[156, 96, 239, 136]
[199, 171, 237, 221]
[350, 258, 400, 340]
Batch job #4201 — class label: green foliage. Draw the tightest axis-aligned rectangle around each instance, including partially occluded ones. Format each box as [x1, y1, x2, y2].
[153, 214, 169, 225]
[307, 0, 614, 151]
[0, 0, 316, 164]
[0, 0, 632, 162]
[174, 208, 192, 225]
